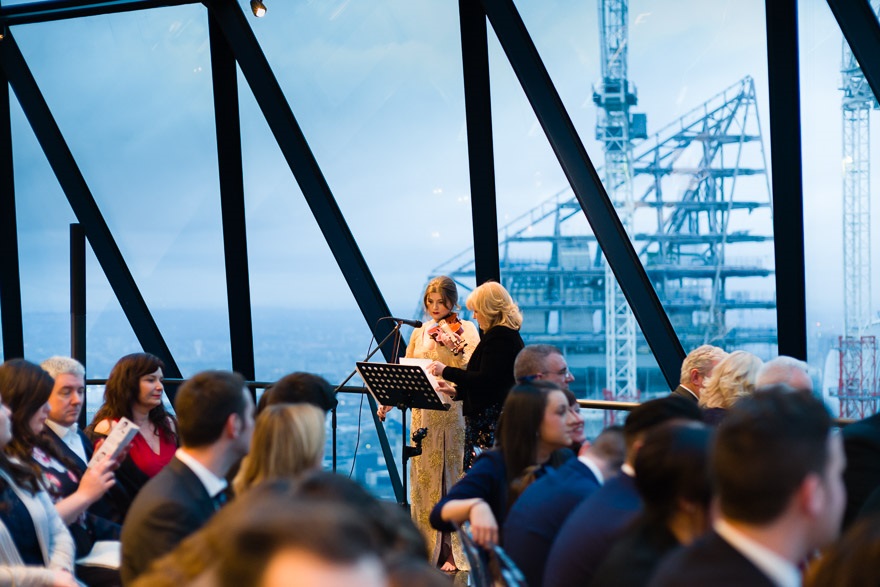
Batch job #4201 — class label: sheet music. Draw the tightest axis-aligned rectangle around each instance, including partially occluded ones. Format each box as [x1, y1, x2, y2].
[399, 357, 453, 406]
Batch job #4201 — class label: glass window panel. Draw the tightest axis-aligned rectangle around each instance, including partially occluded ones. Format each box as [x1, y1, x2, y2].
[489, 1, 775, 431]
[800, 0, 880, 418]
[13, 7, 233, 378]
[248, 2, 472, 313]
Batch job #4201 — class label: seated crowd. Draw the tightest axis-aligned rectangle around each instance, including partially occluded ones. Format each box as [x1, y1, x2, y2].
[0, 342, 878, 586]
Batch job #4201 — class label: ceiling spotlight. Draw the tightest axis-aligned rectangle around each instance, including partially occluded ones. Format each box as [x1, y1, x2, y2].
[250, 0, 266, 17]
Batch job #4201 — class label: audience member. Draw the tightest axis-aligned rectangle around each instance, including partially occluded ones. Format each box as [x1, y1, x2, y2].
[592, 422, 713, 586]
[41, 356, 128, 524]
[807, 512, 880, 587]
[232, 403, 325, 495]
[755, 355, 812, 391]
[515, 345, 585, 449]
[426, 281, 525, 470]
[672, 344, 727, 402]
[0, 369, 78, 587]
[0, 359, 121, 586]
[40, 357, 91, 468]
[87, 353, 179, 517]
[120, 370, 254, 584]
[503, 425, 625, 587]
[256, 371, 337, 415]
[841, 409, 880, 529]
[543, 395, 703, 587]
[514, 344, 575, 390]
[699, 350, 762, 424]
[649, 387, 845, 587]
[215, 501, 387, 587]
[131, 473, 424, 587]
[430, 382, 578, 547]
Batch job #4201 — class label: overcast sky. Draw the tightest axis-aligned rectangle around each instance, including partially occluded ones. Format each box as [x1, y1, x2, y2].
[4, 0, 877, 354]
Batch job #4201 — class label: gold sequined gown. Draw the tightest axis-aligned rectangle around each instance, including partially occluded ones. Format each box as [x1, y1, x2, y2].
[407, 319, 480, 570]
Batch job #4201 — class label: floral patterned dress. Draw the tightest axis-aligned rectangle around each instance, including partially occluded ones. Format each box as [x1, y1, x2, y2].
[407, 319, 480, 569]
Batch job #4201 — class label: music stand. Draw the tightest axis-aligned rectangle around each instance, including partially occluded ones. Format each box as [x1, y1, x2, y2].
[357, 362, 450, 508]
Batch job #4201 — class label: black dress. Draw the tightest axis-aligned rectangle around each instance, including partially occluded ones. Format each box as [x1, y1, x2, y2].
[441, 325, 524, 470]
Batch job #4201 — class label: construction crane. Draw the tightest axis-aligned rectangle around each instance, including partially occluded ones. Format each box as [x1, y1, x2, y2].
[836, 2, 880, 419]
[593, 0, 644, 406]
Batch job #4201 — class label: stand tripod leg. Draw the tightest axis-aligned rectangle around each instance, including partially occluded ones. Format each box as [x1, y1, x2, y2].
[400, 406, 410, 511]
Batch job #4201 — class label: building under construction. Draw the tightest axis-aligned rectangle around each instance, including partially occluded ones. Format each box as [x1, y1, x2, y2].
[433, 75, 777, 402]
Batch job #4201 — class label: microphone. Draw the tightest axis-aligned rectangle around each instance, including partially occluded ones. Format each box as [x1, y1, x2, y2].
[382, 316, 423, 328]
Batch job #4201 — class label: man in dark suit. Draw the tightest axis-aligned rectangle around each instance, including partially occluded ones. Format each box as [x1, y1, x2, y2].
[649, 388, 846, 587]
[543, 395, 703, 587]
[41, 356, 93, 471]
[42, 355, 131, 523]
[121, 370, 254, 584]
[503, 425, 625, 587]
[671, 344, 727, 402]
[841, 411, 880, 529]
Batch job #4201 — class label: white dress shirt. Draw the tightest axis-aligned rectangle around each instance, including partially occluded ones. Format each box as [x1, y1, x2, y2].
[174, 448, 228, 500]
[714, 518, 801, 587]
[578, 455, 605, 485]
[45, 420, 88, 464]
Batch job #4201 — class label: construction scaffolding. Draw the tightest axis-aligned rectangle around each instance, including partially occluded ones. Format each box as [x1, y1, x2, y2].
[434, 76, 776, 402]
[833, 3, 880, 419]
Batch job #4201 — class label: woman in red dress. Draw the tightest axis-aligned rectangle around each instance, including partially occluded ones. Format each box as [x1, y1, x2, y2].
[88, 353, 178, 517]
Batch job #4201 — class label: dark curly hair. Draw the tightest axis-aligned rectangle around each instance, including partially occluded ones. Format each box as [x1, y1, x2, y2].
[88, 353, 177, 443]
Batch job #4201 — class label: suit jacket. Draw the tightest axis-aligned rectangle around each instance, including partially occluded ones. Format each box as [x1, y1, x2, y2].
[591, 518, 680, 587]
[543, 472, 641, 587]
[842, 412, 880, 529]
[120, 456, 218, 585]
[441, 325, 524, 417]
[671, 385, 698, 403]
[647, 530, 775, 587]
[42, 426, 93, 472]
[503, 457, 601, 587]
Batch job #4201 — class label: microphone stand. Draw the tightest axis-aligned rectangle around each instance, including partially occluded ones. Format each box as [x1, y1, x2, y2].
[332, 320, 405, 473]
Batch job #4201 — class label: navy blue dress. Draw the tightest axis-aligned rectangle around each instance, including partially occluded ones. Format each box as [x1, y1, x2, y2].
[430, 449, 549, 539]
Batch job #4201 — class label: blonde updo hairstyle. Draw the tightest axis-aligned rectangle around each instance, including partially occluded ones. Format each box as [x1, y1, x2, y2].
[233, 403, 326, 495]
[466, 281, 522, 331]
[423, 276, 459, 314]
[699, 350, 763, 410]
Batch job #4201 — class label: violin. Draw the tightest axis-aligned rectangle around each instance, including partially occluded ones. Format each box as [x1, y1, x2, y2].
[427, 312, 469, 356]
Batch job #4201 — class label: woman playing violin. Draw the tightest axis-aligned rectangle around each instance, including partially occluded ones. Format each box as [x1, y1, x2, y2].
[377, 276, 479, 572]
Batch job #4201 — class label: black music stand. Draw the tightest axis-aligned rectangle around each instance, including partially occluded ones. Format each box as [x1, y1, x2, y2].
[357, 362, 450, 508]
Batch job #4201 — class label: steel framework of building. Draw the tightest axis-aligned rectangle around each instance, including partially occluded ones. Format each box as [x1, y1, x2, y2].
[595, 0, 640, 407]
[835, 1, 880, 419]
[435, 75, 776, 400]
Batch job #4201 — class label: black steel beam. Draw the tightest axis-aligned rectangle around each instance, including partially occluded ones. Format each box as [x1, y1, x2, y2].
[203, 0, 399, 360]
[478, 0, 685, 388]
[826, 0, 880, 106]
[459, 0, 500, 285]
[764, 0, 807, 360]
[204, 0, 403, 502]
[0, 73, 24, 360]
[70, 223, 87, 428]
[0, 0, 196, 26]
[0, 32, 183, 382]
[209, 15, 255, 382]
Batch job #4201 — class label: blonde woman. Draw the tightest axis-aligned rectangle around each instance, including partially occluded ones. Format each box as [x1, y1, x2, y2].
[378, 276, 480, 572]
[233, 404, 325, 495]
[699, 350, 763, 425]
[428, 281, 524, 471]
